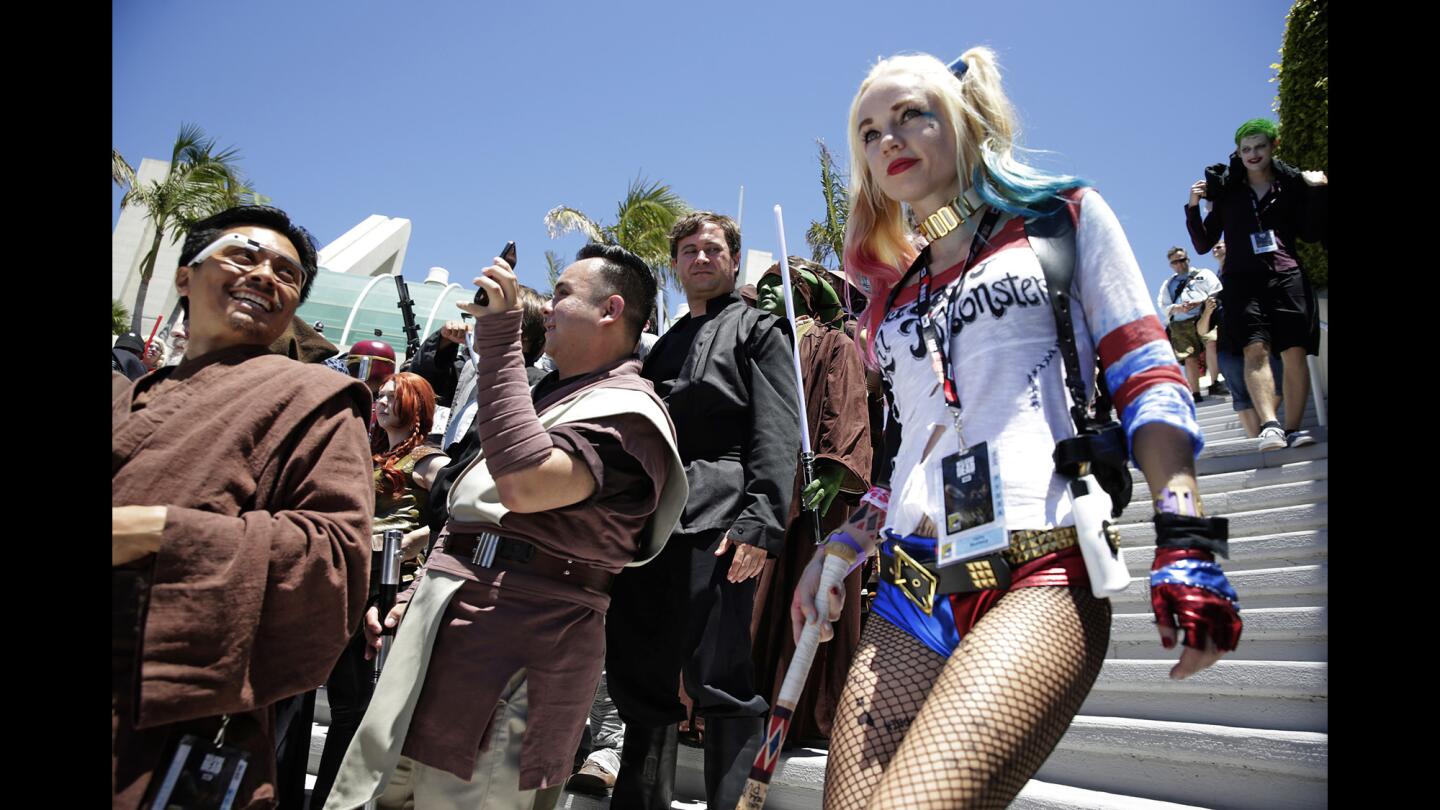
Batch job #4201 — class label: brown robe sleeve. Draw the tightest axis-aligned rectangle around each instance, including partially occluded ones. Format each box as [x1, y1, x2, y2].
[134, 381, 374, 730]
[810, 328, 872, 493]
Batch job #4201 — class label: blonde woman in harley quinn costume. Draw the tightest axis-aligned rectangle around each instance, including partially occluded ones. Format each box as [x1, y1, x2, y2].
[791, 50, 1244, 808]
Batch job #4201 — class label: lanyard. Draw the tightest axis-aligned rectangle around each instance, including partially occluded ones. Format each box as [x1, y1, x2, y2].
[1248, 180, 1277, 230]
[887, 207, 1002, 438]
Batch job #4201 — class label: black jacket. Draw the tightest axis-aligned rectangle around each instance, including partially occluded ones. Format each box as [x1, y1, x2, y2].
[642, 292, 800, 553]
[1187, 153, 1328, 274]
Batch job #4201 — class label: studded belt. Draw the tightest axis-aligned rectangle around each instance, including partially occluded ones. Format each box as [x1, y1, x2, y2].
[879, 526, 1093, 615]
[442, 530, 614, 593]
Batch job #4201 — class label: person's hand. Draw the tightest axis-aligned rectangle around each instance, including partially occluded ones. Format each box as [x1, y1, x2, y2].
[1202, 298, 1217, 314]
[802, 462, 847, 519]
[1301, 170, 1327, 187]
[113, 505, 167, 566]
[790, 551, 845, 644]
[715, 534, 766, 583]
[455, 256, 521, 320]
[439, 320, 470, 346]
[363, 602, 409, 660]
[1188, 179, 1206, 206]
[1150, 548, 1241, 679]
[400, 527, 430, 561]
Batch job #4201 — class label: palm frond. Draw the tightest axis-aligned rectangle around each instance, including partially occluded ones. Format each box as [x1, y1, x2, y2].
[112, 149, 137, 191]
[544, 250, 567, 290]
[544, 206, 606, 243]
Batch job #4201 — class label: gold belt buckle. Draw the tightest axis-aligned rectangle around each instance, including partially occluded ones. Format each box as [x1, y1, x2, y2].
[890, 544, 939, 616]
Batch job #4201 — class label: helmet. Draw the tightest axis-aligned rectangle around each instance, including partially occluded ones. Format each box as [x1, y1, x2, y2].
[345, 339, 396, 385]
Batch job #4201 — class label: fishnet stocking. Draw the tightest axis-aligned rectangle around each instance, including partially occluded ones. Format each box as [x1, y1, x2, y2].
[866, 586, 1111, 809]
[823, 616, 946, 810]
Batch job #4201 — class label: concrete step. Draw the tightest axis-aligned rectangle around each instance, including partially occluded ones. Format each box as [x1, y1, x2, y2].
[676, 743, 824, 810]
[1118, 502, 1327, 546]
[661, 710, 1329, 809]
[1223, 529, 1328, 570]
[1110, 564, 1325, 611]
[1118, 477, 1326, 526]
[1116, 530, 1329, 575]
[1108, 606, 1325, 662]
[1014, 780, 1212, 809]
[1194, 404, 1318, 430]
[1082, 659, 1326, 733]
[1194, 437, 1327, 476]
[1198, 415, 1321, 442]
[1194, 396, 1318, 420]
[1136, 458, 1326, 500]
[1038, 716, 1327, 810]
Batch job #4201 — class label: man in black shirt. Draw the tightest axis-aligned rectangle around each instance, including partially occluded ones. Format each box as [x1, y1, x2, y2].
[607, 211, 801, 810]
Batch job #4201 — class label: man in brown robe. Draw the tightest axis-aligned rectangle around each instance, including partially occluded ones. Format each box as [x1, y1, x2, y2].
[112, 205, 375, 809]
[749, 258, 872, 744]
[324, 244, 687, 810]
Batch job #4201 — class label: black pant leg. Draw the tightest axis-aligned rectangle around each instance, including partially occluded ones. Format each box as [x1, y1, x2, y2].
[683, 532, 769, 719]
[606, 530, 693, 728]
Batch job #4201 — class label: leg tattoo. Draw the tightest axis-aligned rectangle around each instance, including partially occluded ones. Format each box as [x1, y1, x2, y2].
[823, 617, 946, 810]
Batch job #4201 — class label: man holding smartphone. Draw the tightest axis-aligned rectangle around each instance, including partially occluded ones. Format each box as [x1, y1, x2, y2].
[324, 244, 687, 810]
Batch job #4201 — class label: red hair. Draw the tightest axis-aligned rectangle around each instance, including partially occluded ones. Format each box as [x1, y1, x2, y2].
[372, 372, 436, 498]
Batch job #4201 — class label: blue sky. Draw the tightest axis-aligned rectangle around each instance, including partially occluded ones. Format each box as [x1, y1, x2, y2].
[113, 0, 1298, 306]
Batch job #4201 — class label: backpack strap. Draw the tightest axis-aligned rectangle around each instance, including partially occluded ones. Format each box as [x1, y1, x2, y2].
[1025, 203, 1094, 435]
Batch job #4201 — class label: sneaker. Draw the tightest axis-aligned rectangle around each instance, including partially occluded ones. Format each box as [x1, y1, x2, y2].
[566, 761, 617, 796]
[1192, 391, 1205, 403]
[1258, 424, 1287, 451]
[1286, 429, 1317, 448]
[1209, 379, 1230, 396]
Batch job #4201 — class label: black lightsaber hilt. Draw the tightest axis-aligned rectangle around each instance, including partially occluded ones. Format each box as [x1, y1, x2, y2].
[801, 451, 823, 543]
[373, 528, 404, 682]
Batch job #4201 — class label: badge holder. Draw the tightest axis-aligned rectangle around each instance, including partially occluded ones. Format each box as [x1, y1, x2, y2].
[145, 716, 251, 810]
[1250, 229, 1279, 254]
[933, 440, 1008, 569]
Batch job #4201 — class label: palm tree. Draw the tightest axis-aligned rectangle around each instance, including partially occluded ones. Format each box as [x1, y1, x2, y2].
[113, 123, 262, 333]
[544, 176, 692, 291]
[805, 139, 850, 270]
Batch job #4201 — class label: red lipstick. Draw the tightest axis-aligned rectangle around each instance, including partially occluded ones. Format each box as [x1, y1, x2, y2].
[887, 158, 918, 176]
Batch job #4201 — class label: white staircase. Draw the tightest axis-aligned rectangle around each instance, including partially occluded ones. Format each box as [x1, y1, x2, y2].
[305, 395, 1328, 809]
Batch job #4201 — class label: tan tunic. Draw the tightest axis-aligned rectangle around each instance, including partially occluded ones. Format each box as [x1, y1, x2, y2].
[398, 359, 676, 790]
[112, 344, 375, 810]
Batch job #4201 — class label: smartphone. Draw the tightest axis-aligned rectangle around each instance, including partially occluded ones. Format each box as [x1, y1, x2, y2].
[474, 241, 518, 306]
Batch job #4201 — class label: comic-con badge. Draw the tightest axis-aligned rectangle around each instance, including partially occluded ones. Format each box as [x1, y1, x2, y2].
[1250, 229, 1279, 254]
[146, 734, 251, 810]
[933, 441, 1007, 567]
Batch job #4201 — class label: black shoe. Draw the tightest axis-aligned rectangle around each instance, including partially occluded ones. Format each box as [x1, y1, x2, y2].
[1286, 429, 1317, 448]
[1192, 390, 1205, 403]
[612, 724, 677, 810]
[1209, 380, 1230, 396]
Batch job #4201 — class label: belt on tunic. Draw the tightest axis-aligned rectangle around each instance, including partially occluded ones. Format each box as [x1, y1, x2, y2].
[879, 526, 1100, 614]
[442, 530, 614, 593]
